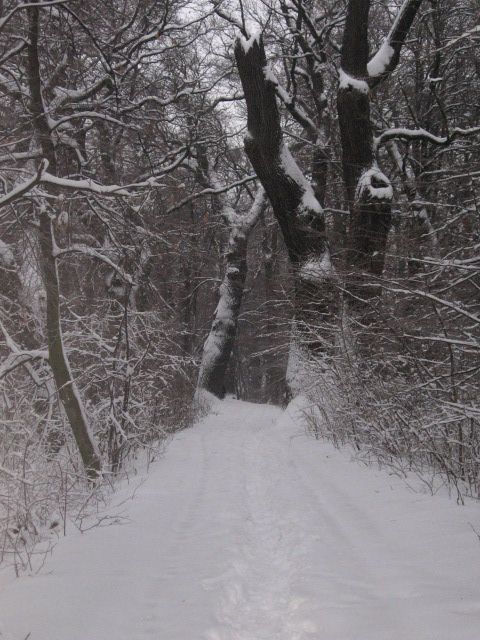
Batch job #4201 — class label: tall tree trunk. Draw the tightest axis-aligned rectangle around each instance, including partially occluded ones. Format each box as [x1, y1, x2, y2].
[337, 0, 393, 305]
[260, 216, 285, 403]
[39, 212, 101, 476]
[337, 0, 424, 309]
[27, 5, 101, 478]
[196, 188, 266, 399]
[235, 34, 338, 394]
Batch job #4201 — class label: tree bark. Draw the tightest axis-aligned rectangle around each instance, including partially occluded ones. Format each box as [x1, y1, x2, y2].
[338, 0, 424, 303]
[235, 35, 337, 356]
[337, 0, 392, 301]
[235, 36, 326, 268]
[27, 5, 101, 478]
[235, 34, 340, 396]
[196, 188, 266, 399]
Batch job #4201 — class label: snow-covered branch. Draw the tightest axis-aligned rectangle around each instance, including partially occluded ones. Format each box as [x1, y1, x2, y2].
[0, 319, 48, 380]
[0, 159, 48, 208]
[41, 172, 131, 196]
[0, 0, 67, 34]
[367, 0, 424, 85]
[264, 64, 318, 138]
[166, 175, 257, 215]
[375, 126, 480, 149]
[53, 245, 135, 284]
[355, 166, 393, 203]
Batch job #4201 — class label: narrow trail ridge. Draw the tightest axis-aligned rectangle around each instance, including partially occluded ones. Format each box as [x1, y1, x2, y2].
[0, 398, 479, 640]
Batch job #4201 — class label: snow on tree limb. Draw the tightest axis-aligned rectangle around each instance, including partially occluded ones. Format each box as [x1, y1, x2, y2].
[355, 166, 393, 203]
[166, 175, 257, 215]
[52, 245, 135, 284]
[264, 63, 318, 138]
[375, 126, 480, 149]
[234, 32, 328, 266]
[0, 318, 49, 381]
[0, 158, 48, 208]
[41, 172, 132, 196]
[367, 0, 424, 85]
[338, 69, 369, 94]
[0, 0, 67, 34]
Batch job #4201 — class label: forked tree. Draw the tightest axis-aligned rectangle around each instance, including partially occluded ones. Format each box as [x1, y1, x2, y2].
[230, 0, 425, 389]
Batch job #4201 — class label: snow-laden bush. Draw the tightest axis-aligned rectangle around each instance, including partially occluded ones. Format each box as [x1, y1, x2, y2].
[0, 293, 195, 573]
[299, 280, 480, 501]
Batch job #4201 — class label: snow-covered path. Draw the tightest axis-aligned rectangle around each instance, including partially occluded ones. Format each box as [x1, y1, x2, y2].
[1, 398, 479, 640]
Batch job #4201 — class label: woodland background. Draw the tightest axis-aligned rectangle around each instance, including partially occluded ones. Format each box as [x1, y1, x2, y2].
[0, 0, 479, 571]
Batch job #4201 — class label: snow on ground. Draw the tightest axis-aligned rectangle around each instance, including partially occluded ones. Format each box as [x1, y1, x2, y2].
[0, 398, 479, 640]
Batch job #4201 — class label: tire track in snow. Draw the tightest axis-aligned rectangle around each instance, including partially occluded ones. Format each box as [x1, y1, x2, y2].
[0, 399, 478, 640]
[205, 405, 410, 640]
[138, 426, 211, 637]
[205, 407, 319, 640]
[282, 410, 413, 637]
[141, 401, 269, 640]
[288, 434, 467, 628]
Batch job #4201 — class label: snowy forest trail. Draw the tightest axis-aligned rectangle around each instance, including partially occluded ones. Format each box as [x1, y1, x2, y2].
[0, 398, 479, 640]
